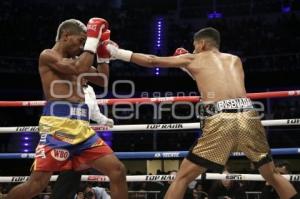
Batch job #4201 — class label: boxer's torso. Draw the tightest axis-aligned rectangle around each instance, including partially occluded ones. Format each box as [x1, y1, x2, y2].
[187, 51, 247, 102]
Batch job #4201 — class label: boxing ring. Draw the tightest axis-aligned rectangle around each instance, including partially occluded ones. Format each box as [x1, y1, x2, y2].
[0, 89, 300, 184]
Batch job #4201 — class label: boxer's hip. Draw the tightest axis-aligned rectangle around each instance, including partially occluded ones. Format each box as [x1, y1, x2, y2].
[39, 101, 95, 144]
[188, 98, 269, 169]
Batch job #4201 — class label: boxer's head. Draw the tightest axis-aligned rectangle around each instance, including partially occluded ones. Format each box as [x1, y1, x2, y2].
[55, 19, 87, 57]
[193, 27, 220, 53]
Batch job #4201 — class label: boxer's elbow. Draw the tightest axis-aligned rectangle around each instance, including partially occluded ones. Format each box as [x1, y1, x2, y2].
[76, 64, 90, 74]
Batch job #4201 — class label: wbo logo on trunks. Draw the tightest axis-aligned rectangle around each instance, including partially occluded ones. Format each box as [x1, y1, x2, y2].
[51, 148, 70, 161]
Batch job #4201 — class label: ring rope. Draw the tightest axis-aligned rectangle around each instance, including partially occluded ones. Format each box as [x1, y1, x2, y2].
[0, 118, 299, 133]
[0, 90, 299, 107]
[1, 173, 300, 183]
[0, 148, 299, 159]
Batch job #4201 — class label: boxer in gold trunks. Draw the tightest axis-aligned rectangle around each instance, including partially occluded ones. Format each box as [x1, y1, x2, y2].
[103, 27, 299, 199]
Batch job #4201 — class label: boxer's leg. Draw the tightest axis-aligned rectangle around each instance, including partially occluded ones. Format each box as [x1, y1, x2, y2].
[6, 171, 52, 199]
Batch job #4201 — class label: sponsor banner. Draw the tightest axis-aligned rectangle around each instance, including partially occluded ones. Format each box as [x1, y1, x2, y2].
[97, 99, 109, 105]
[11, 176, 29, 182]
[287, 119, 300, 125]
[154, 152, 182, 158]
[20, 153, 35, 159]
[289, 175, 300, 181]
[225, 174, 243, 180]
[146, 124, 183, 130]
[145, 175, 176, 181]
[3, 174, 300, 183]
[288, 90, 300, 96]
[92, 125, 109, 131]
[21, 101, 45, 106]
[150, 97, 174, 102]
[16, 126, 39, 132]
[87, 175, 109, 182]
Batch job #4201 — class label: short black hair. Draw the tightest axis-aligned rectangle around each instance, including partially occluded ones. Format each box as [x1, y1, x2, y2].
[193, 27, 221, 49]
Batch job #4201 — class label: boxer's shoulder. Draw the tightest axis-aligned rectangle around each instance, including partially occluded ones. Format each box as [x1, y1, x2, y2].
[40, 49, 60, 59]
[39, 49, 63, 67]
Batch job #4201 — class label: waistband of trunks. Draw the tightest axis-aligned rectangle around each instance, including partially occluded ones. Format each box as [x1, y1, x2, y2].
[42, 101, 89, 121]
[200, 98, 254, 116]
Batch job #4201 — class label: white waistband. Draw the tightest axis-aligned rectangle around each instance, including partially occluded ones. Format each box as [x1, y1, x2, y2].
[215, 98, 253, 111]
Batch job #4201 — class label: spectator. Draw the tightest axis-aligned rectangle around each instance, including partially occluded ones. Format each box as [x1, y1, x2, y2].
[193, 182, 208, 199]
[75, 183, 111, 199]
[208, 170, 247, 199]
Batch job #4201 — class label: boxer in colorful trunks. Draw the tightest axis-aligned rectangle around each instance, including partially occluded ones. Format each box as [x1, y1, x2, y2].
[6, 19, 128, 199]
[35, 101, 112, 171]
[101, 27, 299, 199]
[52, 29, 113, 199]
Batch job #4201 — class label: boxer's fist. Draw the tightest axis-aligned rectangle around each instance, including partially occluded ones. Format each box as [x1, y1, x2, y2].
[105, 42, 132, 62]
[98, 117, 114, 128]
[173, 47, 189, 56]
[173, 48, 194, 80]
[86, 18, 108, 38]
[97, 30, 111, 63]
[100, 29, 110, 41]
[97, 40, 119, 63]
[105, 118, 114, 128]
[84, 17, 108, 53]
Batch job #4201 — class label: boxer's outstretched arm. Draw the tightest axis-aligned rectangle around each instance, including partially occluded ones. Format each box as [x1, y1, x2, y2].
[130, 53, 194, 68]
[106, 43, 194, 68]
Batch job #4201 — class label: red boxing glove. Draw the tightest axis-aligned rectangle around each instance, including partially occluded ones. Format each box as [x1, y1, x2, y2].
[101, 30, 110, 41]
[97, 30, 111, 63]
[173, 48, 194, 80]
[97, 40, 119, 63]
[84, 17, 109, 53]
[173, 47, 189, 56]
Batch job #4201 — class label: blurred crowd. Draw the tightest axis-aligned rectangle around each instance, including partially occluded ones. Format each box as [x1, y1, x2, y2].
[1, 160, 300, 199]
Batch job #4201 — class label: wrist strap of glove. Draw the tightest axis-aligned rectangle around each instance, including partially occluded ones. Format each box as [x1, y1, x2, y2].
[84, 37, 99, 54]
[97, 57, 110, 64]
[107, 44, 133, 62]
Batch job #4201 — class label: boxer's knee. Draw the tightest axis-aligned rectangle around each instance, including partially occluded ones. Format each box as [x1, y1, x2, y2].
[107, 161, 126, 182]
[26, 171, 51, 196]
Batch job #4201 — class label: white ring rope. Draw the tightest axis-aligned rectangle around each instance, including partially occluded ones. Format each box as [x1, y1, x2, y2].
[0, 118, 299, 133]
[2, 173, 300, 183]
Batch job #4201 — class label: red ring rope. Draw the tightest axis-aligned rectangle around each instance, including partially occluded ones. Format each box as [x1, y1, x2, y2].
[0, 90, 299, 107]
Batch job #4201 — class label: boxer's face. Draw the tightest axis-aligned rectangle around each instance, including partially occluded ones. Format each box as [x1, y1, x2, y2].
[66, 32, 86, 56]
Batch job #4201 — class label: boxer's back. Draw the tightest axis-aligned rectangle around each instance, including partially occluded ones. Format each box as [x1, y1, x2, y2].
[187, 51, 247, 102]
